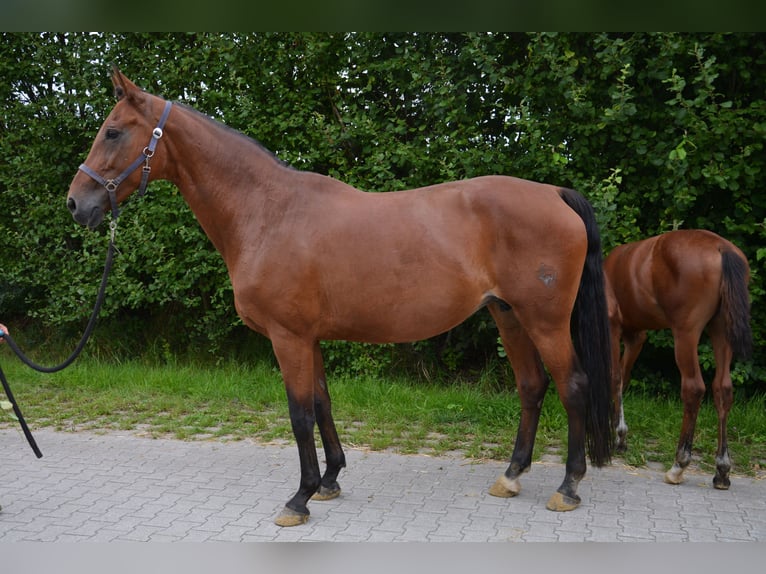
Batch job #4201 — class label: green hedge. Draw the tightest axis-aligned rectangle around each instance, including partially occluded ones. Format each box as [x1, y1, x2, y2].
[2, 33, 765, 389]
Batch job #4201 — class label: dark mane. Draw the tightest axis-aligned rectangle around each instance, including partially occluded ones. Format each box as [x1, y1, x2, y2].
[176, 101, 293, 169]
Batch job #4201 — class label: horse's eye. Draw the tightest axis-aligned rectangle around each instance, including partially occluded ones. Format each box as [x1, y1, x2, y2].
[105, 128, 120, 140]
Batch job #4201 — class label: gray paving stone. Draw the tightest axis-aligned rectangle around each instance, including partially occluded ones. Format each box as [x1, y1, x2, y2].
[2, 428, 765, 542]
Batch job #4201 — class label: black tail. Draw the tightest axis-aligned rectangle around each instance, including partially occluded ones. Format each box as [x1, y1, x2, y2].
[558, 188, 614, 467]
[720, 249, 753, 360]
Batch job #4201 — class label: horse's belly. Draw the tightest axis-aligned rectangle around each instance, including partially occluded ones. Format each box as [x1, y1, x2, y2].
[620, 300, 671, 331]
[321, 292, 483, 344]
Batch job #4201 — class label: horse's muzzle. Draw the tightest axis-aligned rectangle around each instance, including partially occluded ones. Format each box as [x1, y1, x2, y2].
[67, 196, 105, 230]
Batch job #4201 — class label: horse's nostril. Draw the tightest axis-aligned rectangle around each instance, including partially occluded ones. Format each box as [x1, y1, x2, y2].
[67, 197, 76, 213]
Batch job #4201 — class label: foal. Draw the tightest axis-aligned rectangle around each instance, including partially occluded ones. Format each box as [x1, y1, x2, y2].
[605, 229, 752, 489]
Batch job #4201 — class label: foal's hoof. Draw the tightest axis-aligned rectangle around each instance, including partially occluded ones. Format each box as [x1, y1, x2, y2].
[664, 465, 684, 485]
[713, 475, 731, 490]
[488, 474, 521, 498]
[274, 506, 309, 527]
[311, 484, 342, 501]
[545, 491, 580, 512]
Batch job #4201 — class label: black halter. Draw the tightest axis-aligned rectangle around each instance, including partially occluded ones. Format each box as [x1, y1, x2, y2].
[78, 100, 173, 220]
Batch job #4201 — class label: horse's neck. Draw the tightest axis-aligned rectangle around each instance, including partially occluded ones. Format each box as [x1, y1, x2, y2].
[163, 106, 292, 258]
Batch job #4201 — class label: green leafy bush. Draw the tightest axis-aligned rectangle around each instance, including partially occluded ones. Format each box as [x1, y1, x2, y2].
[2, 33, 764, 392]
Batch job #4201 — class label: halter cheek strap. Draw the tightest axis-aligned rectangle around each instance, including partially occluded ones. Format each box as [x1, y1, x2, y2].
[78, 100, 173, 221]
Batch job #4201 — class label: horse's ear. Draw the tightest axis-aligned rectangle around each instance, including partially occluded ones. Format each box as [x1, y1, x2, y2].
[110, 66, 140, 102]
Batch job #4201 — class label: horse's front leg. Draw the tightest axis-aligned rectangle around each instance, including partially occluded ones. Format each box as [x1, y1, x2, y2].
[311, 342, 346, 501]
[609, 323, 627, 453]
[615, 330, 647, 453]
[271, 334, 323, 527]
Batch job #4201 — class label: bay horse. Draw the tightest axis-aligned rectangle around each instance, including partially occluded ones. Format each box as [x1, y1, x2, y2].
[66, 68, 613, 526]
[604, 229, 752, 489]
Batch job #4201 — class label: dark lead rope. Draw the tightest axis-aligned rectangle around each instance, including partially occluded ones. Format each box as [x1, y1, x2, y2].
[0, 364, 43, 458]
[0, 225, 117, 458]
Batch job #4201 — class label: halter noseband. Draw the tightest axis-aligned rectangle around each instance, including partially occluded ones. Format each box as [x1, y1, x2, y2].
[78, 100, 173, 221]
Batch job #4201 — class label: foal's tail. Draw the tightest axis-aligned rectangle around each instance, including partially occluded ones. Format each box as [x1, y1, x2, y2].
[558, 188, 614, 467]
[719, 249, 753, 361]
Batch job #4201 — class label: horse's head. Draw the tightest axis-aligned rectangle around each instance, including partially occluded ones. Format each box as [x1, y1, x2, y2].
[67, 67, 171, 229]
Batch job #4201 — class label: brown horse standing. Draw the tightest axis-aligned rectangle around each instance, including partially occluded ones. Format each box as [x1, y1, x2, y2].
[66, 68, 613, 526]
[604, 229, 752, 489]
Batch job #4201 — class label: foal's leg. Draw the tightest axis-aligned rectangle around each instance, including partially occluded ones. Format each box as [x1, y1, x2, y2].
[271, 334, 323, 526]
[614, 330, 647, 453]
[708, 318, 734, 490]
[619, 330, 647, 398]
[488, 304, 549, 499]
[609, 322, 626, 453]
[665, 328, 706, 485]
[311, 343, 347, 501]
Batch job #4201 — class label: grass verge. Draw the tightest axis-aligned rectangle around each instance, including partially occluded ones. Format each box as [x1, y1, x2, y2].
[1, 352, 764, 478]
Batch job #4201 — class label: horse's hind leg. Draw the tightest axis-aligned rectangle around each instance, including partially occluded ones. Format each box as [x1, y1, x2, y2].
[488, 303, 549, 499]
[544, 349, 590, 512]
[311, 342, 347, 501]
[494, 307, 591, 511]
[525, 315, 600, 511]
[708, 317, 734, 490]
[665, 328, 706, 485]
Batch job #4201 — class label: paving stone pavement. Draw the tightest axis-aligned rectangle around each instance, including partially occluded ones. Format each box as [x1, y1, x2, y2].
[1, 427, 764, 542]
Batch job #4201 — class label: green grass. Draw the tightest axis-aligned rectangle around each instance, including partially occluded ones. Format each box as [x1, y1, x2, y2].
[2, 350, 765, 478]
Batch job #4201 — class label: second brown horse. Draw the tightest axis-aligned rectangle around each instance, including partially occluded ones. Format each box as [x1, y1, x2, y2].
[605, 229, 752, 489]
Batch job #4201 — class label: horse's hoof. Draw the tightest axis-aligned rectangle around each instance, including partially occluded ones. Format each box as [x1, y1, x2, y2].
[311, 484, 342, 501]
[664, 466, 684, 485]
[274, 506, 309, 527]
[545, 491, 580, 512]
[713, 476, 730, 490]
[488, 474, 521, 498]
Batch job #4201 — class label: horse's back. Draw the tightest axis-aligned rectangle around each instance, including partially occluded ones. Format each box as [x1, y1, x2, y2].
[241, 174, 589, 343]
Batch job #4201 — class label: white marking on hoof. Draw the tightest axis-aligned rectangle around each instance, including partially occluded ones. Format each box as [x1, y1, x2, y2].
[488, 474, 521, 498]
[664, 464, 685, 485]
[545, 491, 580, 512]
[274, 506, 309, 527]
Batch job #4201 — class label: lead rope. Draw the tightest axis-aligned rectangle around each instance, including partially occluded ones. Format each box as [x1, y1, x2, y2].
[0, 220, 119, 458]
